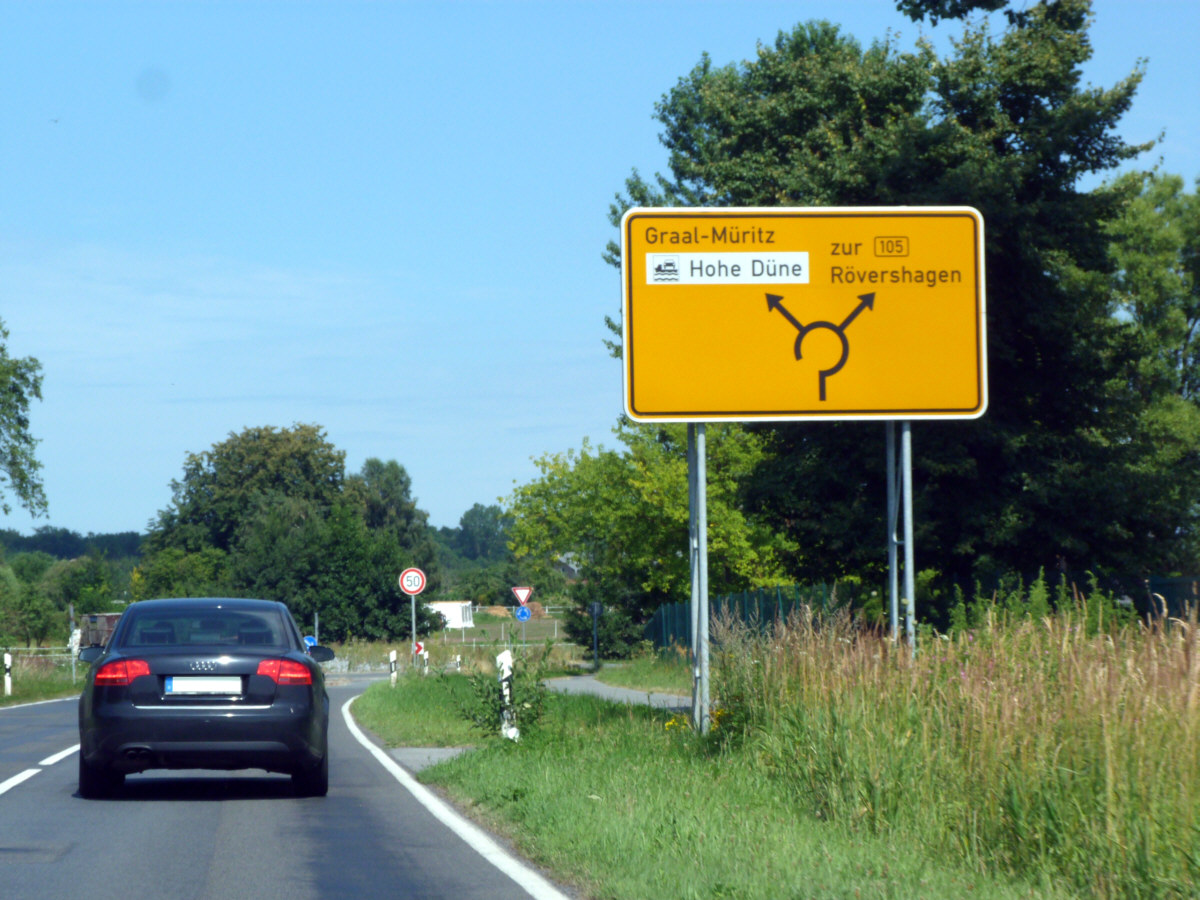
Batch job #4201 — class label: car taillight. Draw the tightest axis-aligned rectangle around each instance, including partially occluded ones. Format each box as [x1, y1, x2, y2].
[256, 659, 312, 685]
[94, 659, 151, 686]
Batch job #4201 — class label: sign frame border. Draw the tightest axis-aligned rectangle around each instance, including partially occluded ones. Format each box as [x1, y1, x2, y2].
[620, 206, 987, 423]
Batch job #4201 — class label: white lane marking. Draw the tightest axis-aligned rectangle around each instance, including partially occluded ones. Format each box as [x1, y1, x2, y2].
[0, 696, 77, 713]
[341, 697, 570, 900]
[0, 769, 41, 796]
[40, 744, 80, 767]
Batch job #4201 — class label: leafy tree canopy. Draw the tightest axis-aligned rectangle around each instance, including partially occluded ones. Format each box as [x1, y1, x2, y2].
[507, 423, 794, 651]
[454, 503, 512, 563]
[146, 424, 345, 554]
[344, 457, 439, 591]
[603, 0, 1191, 604]
[141, 426, 441, 641]
[0, 317, 46, 518]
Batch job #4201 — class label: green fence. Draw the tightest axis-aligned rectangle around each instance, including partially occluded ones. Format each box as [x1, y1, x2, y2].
[1146, 576, 1200, 617]
[645, 583, 856, 650]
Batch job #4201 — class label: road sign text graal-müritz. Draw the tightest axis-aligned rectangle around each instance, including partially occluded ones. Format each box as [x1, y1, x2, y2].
[621, 207, 987, 421]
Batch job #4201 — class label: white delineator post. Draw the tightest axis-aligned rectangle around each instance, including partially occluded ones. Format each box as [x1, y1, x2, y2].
[496, 650, 519, 741]
[389, 649, 398, 688]
[3, 653, 11, 697]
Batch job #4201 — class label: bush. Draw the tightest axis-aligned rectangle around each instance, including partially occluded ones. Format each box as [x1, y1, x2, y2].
[458, 641, 553, 738]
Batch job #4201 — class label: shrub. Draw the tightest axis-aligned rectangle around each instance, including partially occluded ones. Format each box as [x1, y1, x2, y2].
[457, 641, 553, 738]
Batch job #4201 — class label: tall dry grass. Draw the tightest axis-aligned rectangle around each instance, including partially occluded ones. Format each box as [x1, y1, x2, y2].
[712, 601, 1200, 898]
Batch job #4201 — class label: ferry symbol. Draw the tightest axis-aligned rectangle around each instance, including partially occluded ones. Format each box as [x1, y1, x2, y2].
[651, 256, 680, 282]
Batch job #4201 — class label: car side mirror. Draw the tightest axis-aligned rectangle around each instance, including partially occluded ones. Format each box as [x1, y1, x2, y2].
[79, 646, 104, 664]
[308, 645, 335, 663]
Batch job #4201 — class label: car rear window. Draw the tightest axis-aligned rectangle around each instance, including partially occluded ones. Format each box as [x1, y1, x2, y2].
[122, 609, 289, 649]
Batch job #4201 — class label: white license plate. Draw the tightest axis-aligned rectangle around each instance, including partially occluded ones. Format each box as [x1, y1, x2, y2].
[165, 676, 242, 695]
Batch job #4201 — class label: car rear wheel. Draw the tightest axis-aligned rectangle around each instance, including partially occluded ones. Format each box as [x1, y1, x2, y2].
[78, 754, 124, 799]
[292, 750, 328, 797]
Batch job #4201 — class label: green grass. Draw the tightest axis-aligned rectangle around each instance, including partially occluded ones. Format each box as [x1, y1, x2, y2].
[351, 672, 480, 746]
[443, 613, 567, 647]
[353, 603, 1200, 898]
[353, 680, 1065, 900]
[593, 647, 692, 695]
[330, 615, 580, 679]
[710, 607, 1200, 898]
[0, 656, 80, 707]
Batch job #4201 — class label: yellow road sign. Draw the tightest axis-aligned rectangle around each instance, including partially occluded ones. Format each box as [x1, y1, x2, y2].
[621, 207, 986, 421]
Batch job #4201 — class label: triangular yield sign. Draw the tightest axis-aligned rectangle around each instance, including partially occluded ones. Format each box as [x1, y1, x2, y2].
[512, 586, 533, 605]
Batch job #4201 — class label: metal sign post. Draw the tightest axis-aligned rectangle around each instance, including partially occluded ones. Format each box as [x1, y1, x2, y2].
[399, 567, 427, 667]
[886, 421, 917, 652]
[688, 425, 700, 727]
[901, 421, 916, 648]
[695, 424, 710, 733]
[887, 423, 900, 641]
[589, 602, 603, 671]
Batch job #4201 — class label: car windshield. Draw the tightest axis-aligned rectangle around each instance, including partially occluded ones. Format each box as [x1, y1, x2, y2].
[120, 609, 289, 650]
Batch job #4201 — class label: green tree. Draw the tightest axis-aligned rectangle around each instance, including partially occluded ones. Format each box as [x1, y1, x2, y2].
[7, 550, 56, 586]
[130, 547, 232, 600]
[608, 1, 1188, 603]
[455, 504, 512, 562]
[508, 423, 792, 655]
[345, 458, 439, 590]
[0, 318, 47, 517]
[147, 424, 345, 553]
[1105, 172, 1200, 402]
[231, 495, 441, 642]
[0, 565, 58, 648]
[142, 429, 442, 640]
[38, 552, 113, 615]
[0, 564, 23, 643]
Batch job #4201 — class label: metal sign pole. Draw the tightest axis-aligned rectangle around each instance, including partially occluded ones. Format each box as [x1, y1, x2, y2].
[902, 421, 916, 651]
[886, 423, 900, 642]
[688, 424, 700, 727]
[697, 423, 710, 734]
[410, 593, 417, 667]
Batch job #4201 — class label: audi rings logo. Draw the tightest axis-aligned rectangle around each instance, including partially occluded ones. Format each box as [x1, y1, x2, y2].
[189, 660, 218, 672]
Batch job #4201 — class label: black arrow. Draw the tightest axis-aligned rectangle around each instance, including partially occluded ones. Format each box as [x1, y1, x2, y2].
[840, 293, 875, 331]
[766, 293, 804, 332]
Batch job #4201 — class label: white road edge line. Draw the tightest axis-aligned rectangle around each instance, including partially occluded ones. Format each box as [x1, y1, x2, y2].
[40, 744, 80, 767]
[341, 697, 571, 900]
[0, 696, 77, 713]
[0, 768, 41, 796]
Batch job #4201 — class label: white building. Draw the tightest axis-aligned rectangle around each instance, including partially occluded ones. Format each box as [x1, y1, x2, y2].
[429, 601, 474, 630]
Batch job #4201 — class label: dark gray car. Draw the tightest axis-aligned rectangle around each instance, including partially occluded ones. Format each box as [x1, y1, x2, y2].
[77, 597, 334, 798]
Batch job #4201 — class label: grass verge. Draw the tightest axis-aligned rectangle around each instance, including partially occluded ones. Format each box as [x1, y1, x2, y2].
[352, 677, 1064, 900]
[350, 671, 479, 747]
[0, 657, 80, 707]
[592, 646, 692, 696]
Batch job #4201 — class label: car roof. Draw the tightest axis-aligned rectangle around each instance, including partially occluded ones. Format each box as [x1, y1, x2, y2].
[126, 597, 289, 614]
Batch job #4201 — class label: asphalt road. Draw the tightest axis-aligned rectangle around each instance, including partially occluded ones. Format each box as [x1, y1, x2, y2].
[0, 678, 574, 900]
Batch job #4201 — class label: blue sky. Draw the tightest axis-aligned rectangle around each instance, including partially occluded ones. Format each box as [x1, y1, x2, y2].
[2, 0, 1197, 536]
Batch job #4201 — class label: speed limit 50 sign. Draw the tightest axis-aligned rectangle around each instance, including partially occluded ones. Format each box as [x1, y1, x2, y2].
[398, 567, 427, 596]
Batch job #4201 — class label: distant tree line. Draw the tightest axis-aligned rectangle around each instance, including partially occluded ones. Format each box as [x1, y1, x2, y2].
[0, 527, 141, 560]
